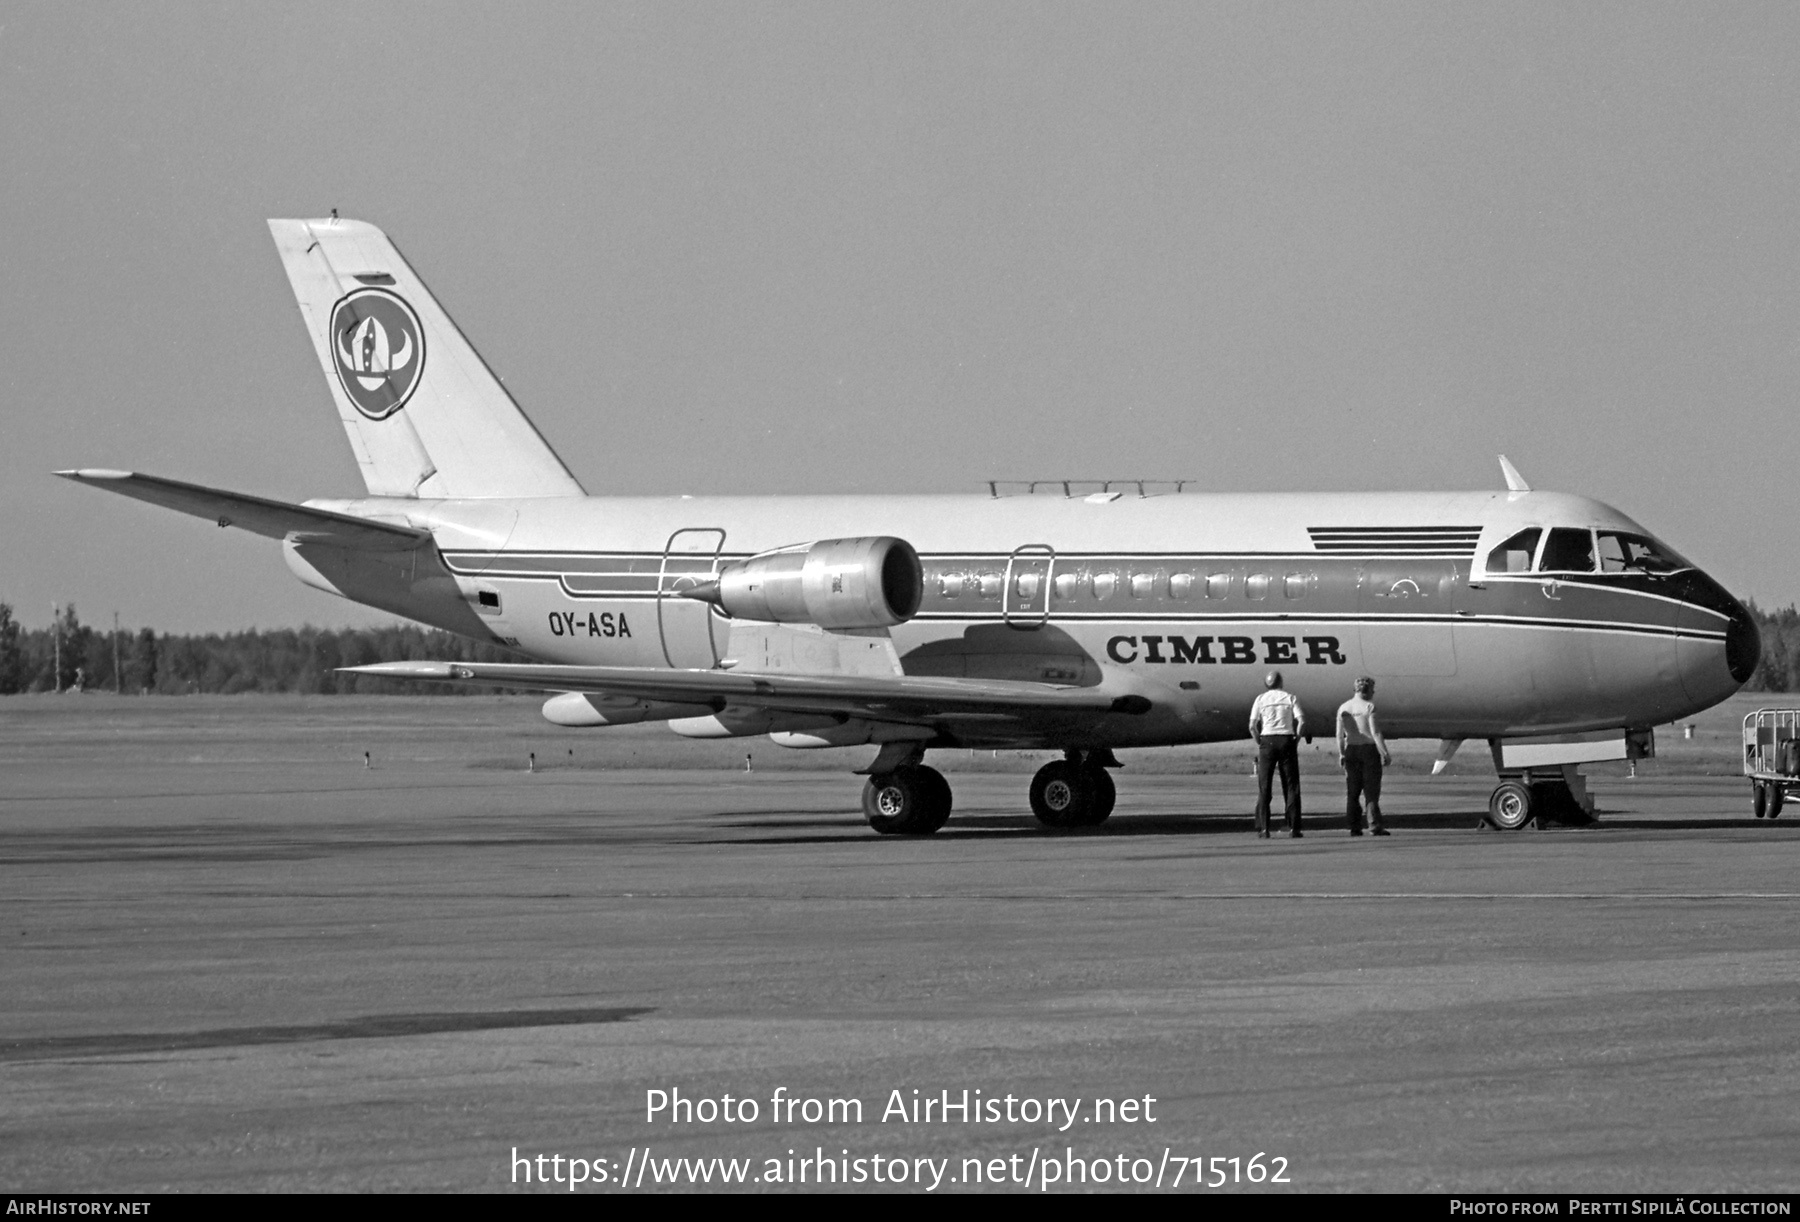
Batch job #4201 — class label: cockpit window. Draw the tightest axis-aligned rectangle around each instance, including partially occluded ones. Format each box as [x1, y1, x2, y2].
[1485, 528, 1541, 574]
[1538, 527, 1596, 573]
[1596, 531, 1691, 575]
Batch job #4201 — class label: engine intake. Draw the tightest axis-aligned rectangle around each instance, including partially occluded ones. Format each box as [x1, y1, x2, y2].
[686, 536, 922, 629]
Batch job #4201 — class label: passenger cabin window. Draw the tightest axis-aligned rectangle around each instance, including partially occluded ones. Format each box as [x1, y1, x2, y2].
[1485, 528, 1541, 574]
[1245, 573, 1271, 600]
[1596, 531, 1691, 575]
[977, 572, 1003, 599]
[1538, 527, 1596, 573]
[1052, 572, 1080, 601]
[1169, 573, 1195, 599]
[1129, 572, 1156, 599]
[1204, 573, 1232, 599]
[1091, 572, 1117, 600]
[1283, 573, 1309, 599]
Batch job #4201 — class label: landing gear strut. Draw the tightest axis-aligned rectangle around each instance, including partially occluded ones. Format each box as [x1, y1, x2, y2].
[1029, 751, 1119, 830]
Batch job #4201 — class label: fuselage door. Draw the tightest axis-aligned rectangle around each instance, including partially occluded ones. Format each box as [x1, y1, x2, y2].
[1003, 544, 1056, 630]
[658, 528, 727, 668]
[1356, 557, 1459, 676]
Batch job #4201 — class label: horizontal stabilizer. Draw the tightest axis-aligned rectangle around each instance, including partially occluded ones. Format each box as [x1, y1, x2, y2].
[342, 660, 1151, 724]
[57, 469, 430, 550]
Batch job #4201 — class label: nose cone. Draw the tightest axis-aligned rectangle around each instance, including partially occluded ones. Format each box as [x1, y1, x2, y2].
[1671, 570, 1760, 703]
[1725, 598, 1761, 685]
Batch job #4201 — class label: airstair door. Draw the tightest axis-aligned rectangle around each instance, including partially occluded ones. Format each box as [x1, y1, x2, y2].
[1003, 544, 1056, 630]
[657, 528, 727, 668]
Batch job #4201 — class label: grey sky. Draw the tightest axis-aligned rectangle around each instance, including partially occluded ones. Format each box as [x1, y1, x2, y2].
[3, 3, 1796, 633]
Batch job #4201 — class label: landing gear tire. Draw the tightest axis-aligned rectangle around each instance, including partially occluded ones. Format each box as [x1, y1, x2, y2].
[1754, 782, 1768, 819]
[1488, 780, 1533, 831]
[863, 764, 953, 835]
[1770, 786, 1785, 819]
[1075, 766, 1116, 826]
[1030, 760, 1090, 829]
[915, 765, 953, 830]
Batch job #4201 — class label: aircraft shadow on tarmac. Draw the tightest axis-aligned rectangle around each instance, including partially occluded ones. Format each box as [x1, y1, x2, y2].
[1578, 815, 1796, 831]
[712, 808, 1799, 844]
[0, 1006, 654, 1063]
[711, 808, 1505, 844]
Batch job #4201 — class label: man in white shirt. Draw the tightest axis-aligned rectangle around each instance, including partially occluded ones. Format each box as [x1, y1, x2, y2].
[1336, 676, 1392, 836]
[1248, 671, 1306, 838]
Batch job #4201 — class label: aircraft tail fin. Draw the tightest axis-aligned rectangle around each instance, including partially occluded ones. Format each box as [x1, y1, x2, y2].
[267, 217, 585, 500]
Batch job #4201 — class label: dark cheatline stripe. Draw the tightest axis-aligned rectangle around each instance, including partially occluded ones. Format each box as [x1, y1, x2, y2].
[904, 611, 1726, 639]
[442, 552, 713, 578]
[0, 1006, 651, 1062]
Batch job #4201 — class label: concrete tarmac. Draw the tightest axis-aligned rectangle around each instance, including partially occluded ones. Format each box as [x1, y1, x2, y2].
[2, 696, 1797, 1193]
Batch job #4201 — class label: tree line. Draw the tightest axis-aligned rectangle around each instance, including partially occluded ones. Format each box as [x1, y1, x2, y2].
[3, 599, 1800, 696]
[0, 604, 523, 695]
[1745, 602, 1800, 694]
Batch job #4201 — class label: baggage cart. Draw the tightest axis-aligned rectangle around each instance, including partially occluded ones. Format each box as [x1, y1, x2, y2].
[1742, 708, 1800, 818]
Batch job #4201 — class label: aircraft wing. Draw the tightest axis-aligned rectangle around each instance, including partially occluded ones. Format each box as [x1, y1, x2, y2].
[343, 660, 1152, 724]
[56, 469, 430, 550]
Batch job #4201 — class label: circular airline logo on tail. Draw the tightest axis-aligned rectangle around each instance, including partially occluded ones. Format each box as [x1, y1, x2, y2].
[329, 288, 426, 420]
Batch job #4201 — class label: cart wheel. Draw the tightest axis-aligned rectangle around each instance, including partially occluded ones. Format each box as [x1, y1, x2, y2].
[1771, 787, 1785, 819]
[1754, 783, 1768, 819]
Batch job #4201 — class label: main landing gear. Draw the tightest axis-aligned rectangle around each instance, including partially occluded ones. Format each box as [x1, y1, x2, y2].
[859, 746, 1121, 836]
[1028, 750, 1119, 830]
[862, 764, 953, 836]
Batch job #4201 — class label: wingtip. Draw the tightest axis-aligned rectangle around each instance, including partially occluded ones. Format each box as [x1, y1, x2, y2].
[336, 662, 454, 678]
[56, 468, 133, 481]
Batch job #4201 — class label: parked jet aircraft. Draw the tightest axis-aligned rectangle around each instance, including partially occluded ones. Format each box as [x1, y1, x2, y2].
[62, 217, 1758, 834]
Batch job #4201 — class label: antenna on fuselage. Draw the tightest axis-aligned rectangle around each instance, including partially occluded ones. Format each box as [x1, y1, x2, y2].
[1498, 455, 1531, 492]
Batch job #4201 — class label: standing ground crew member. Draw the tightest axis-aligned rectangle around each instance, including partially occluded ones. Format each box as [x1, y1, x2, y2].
[1248, 671, 1306, 838]
[1337, 675, 1392, 836]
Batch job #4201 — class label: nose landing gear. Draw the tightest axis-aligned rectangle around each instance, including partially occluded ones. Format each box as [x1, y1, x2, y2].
[1488, 780, 1533, 830]
[1485, 766, 1597, 830]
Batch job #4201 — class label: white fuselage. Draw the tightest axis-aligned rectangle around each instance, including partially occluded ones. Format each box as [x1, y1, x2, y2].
[287, 487, 1752, 750]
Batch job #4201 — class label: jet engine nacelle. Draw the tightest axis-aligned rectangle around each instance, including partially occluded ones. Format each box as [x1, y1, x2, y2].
[692, 536, 923, 629]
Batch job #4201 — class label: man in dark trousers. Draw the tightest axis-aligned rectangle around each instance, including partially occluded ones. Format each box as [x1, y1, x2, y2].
[1248, 670, 1307, 838]
[1336, 675, 1392, 836]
